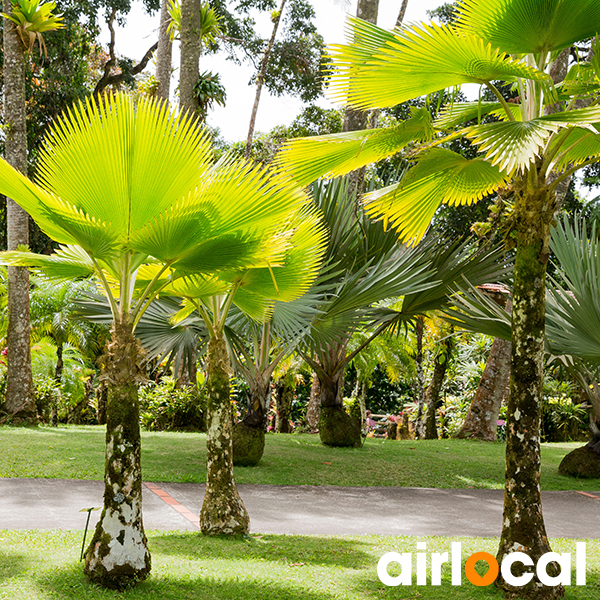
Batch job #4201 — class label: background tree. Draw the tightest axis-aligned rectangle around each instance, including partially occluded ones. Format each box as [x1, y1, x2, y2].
[1, 0, 63, 422]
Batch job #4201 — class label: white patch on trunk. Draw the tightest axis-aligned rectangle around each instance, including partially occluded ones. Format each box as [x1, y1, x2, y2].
[514, 408, 521, 421]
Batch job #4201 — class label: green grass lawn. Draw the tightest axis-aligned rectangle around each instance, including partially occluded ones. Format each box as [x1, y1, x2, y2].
[0, 531, 597, 600]
[0, 425, 597, 491]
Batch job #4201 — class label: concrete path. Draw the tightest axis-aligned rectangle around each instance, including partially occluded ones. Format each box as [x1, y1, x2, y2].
[1, 478, 598, 538]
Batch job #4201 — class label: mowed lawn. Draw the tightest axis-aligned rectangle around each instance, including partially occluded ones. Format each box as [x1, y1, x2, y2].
[0, 531, 598, 600]
[0, 425, 596, 491]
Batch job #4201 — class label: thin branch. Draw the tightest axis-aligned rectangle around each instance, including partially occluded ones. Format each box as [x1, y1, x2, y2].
[94, 9, 158, 96]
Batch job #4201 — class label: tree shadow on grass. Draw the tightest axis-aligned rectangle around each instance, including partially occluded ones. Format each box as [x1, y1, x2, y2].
[36, 564, 357, 600]
[148, 532, 375, 569]
[0, 550, 29, 582]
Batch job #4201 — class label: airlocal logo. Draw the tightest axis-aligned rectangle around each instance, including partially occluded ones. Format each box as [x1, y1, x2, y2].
[377, 542, 586, 587]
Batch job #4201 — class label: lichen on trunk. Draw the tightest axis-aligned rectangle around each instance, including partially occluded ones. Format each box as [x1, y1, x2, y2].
[275, 378, 294, 433]
[496, 184, 564, 599]
[84, 319, 150, 589]
[200, 331, 250, 535]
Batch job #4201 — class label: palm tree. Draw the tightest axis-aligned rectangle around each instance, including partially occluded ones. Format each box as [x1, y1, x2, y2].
[296, 179, 508, 447]
[277, 3, 600, 595]
[0, 93, 322, 588]
[29, 277, 95, 382]
[160, 203, 325, 534]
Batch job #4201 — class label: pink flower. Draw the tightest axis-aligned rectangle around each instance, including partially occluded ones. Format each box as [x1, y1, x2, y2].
[497, 420, 505, 426]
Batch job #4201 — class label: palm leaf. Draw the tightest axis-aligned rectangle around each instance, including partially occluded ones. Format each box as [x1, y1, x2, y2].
[457, 0, 600, 54]
[36, 94, 213, 240]
[0, 246, 95, 279]
[329, 18, 549, 110]
[466, 119, 560, 174]
[434, 101, 521, 130]
[364, 148, 510, 244]
[548, 126, 600, 172]
[275, 107, 433, 186]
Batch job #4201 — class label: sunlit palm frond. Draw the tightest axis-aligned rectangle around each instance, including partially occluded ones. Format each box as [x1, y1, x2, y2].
[434, 101, 521, 130]
[548, 126, 600, 172]
[457, 0, 600, 54]
[36, 94, 212, 241]
[329, 18, 548, 110]
[0, 246, 95, 279]
[275, 107, 433, 185]
[364, 149, 510, 244]
[466, 119, 560, 175]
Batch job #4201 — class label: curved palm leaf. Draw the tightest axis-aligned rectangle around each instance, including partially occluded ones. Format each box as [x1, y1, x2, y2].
[328, 18, 549, 111]
[457, 0, 600, 54]
[434, 101, 521, 130]
[275, 107, 433, 186]
[363, 148, 510, 244]
[466, 119, 560, 174]
[548, 126, 600, 172]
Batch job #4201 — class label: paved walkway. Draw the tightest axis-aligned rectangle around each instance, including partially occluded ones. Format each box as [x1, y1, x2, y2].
[1, 478, 598, 538]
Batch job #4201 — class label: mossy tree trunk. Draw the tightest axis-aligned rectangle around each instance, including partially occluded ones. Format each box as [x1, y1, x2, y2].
[84, 319, 150, 589]
[232, 375, 269, 466]
[275, 378, 294, 433]
[413, 317, 426, 438]
[423, 331, 453, 440]
[495, 183, 563, 599]
[316, 342, 361, 447]
[200, 331, 249, 535]
[179, 0, 200, 113]
[156, 0, 173, 101]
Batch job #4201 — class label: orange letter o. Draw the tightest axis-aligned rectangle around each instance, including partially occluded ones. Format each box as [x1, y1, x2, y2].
[465, 552, 499, 586]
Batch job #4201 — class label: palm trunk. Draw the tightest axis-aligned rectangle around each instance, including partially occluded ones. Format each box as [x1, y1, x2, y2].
[179, 0, 200, 113]
[200, 330, 249, 535]
[245, 0, 287, 158]
[496, 186, 563, 599]
[84, 319, 150, 589]
[232, 375, 269, 466]
[156, 0, 173, 101]
[3, 2, 35, 421]
[317, 342, 360, 447]
[275, 378, 294, 433]
[423, 333, 453, 440]
[456, 336, 511, 441]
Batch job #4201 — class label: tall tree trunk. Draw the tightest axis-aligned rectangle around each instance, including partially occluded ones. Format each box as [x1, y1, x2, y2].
[423, 331, 453, 440]
[200, 331, 249, 535]
[232, 374, 269, 466]
[414, 317, 426, 438]
[275, 378, 294, 433]
[2, 2, 35, 421]
[84, 319, 150, 589]
[343, 0, 380, 198]
[156, 0, 173, 101]
[245, 0, 287, 159]
[456, 336, 511, 441]
[495, 184, 563, 599]
[306, 374, 320, 431]
[179, 0, 201, 113]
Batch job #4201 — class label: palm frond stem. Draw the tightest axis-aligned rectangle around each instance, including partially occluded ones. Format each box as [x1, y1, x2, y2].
[486, 81, 517, 121]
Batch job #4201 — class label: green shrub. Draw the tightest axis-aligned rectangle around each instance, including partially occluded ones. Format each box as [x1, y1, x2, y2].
[139, 377, 206, 432]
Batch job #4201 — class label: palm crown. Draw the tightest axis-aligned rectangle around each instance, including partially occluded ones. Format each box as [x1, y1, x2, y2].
[276, 0, 600, 244]
[0, 93, 325, 327]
